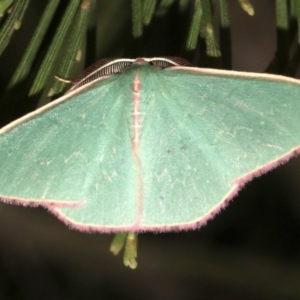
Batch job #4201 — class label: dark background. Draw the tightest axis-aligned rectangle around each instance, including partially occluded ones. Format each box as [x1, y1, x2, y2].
[0, 0, 299, 299]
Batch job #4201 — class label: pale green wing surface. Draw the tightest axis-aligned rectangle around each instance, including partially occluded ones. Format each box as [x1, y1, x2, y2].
[138, 66, 300, 229]
[0, 74, 137, 227]
[1, 63, 300, 232]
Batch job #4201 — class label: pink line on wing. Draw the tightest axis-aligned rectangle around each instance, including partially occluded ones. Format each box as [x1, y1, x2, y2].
[132, 74, 141, 152]
[131, 73, 143, 226]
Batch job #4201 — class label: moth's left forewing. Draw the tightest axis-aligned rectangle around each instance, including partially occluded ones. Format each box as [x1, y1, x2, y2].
[139, 66, 300, 230]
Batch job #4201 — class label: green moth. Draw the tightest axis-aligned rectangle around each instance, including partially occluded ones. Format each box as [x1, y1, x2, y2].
[0, 57, 300, 265]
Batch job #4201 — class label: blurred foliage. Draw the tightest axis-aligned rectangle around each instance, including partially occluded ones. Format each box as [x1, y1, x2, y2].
[0, 0, 300, 125]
